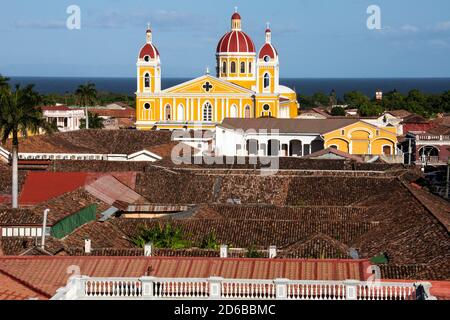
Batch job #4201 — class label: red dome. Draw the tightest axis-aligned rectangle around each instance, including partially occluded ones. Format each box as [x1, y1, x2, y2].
[139, 43, 159, 60]
[216, 31, 255, 53]
[231, 12, 241, 20]
[259, 43, 278, 59]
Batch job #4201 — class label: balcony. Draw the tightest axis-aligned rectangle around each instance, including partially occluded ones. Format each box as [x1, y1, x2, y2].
[52, 276, 436, 300]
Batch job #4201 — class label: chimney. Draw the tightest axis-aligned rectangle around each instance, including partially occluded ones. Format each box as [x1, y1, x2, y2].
[144, 243, 153, 257]
[41, 209, 49, 250]
[84, 239, 91, 254]
[220, 245, 228, 258]
[269, 246, 277, 259]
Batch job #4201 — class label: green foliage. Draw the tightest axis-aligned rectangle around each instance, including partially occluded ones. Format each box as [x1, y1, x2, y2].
[0, 74, 10, 88]
[0, 84, 56, 145]
[343, 91, 370, 108]
[75, 82, 97, 108]
[132, 223, 191, 250]
[330, 106, 346, 116]
[246, 246, 264, 258]
[200, 231, 220, 250]
[358, 102, 383, 117]
[79, 112, 105, 129]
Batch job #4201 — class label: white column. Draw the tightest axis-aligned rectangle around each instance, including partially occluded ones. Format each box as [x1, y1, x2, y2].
[239, 99, 243, 118]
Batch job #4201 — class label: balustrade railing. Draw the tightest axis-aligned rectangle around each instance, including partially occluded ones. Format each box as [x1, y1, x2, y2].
[51, 276, 436, 300]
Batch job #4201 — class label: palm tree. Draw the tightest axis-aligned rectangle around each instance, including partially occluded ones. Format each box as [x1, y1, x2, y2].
[0, 84, 56, 208]
[75, 82, 97, 129]
[79, 112, 105, 129]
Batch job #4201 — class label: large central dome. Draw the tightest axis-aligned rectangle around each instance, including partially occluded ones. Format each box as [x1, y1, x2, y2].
[216, 11, 255, 54]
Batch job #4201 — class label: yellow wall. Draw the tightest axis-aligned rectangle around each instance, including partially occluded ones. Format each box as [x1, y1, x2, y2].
[323, 121, 398, 155]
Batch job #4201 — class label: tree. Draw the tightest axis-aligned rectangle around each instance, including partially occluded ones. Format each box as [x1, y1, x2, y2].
[79, 112, 105, 129]
[311, 92, 329, 107]
[132, 224, 191, 249]
[331, 106, 346, 116]
[0, 74, 9, 88]
[0, 84, 56, 208]
[343, 91, 370, 108]
[75, 82, 97, 129]
[359, 102, 383, 117]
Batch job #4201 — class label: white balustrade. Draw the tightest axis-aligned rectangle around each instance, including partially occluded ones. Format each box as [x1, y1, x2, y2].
[51, 276, 436, 301]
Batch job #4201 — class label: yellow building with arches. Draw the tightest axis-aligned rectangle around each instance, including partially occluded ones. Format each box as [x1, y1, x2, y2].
[135, 10, 299, 131]
[323, 121, 398, 156]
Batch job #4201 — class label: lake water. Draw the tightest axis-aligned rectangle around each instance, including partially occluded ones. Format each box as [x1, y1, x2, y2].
[8, 77, 450, 98]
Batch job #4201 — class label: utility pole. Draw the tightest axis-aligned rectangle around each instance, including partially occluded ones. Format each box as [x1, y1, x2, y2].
[446, 159, 450, 199]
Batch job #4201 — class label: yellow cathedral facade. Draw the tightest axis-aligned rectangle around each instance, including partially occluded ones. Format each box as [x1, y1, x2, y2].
[135, 10, 299, 131]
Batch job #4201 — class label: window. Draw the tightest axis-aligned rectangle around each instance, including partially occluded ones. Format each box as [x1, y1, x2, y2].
[263, 55, 270, 62]
[165, 105, 172, 120]
[264, 73, 270, 89]
[263, 104, 270, 111]
[341, 130, 345, 135]
[230, 105, 238, 118]
[330, 145, 338, 150]
[177, 104, 184, 121]
[202, 102, 213, 122]
[231, 62, 236, 73]
[245, 105, 251, 118]
[240, 62, 246, 74]
[144, 55, 150, 62]
[248, 62, 252, 74]
[222, 61, 227, 74]
[144, 103, 151, 110]
[144, 73, 150, 89]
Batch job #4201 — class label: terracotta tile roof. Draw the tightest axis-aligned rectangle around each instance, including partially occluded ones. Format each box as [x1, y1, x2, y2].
[90, 108, 135, 119]
[385, 110, 412, 119]
[220, 118, 359, 134]
[0, 272, 48, 300]
[425, 125, 450, 136]
[303, 148, 364, 162]
[401, 114, 429, 124]
[1, 130, 172, 155]
[0, 256, 372, 298]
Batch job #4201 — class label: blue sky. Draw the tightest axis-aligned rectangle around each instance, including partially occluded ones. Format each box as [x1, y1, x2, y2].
[1, 0, 449, 78]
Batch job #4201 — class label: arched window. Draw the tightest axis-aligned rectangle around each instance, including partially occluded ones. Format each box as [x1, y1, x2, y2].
[165, 104, 172, 121]
[244, 105, 251, 118]
[264, 73, 270, 89]
[177, 104, 184, 122]
[240, 62, 246, 74]
[202, 102, 213, 122]
[230, 105, 238, 118]
[222, 61, 227, 74]
[144, 73, 150, 89]
[248, 62, 252, 74]
[231, 62, 236, 73]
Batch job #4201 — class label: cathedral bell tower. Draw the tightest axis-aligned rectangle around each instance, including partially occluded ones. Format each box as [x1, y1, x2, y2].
[137, 25, 161, 94]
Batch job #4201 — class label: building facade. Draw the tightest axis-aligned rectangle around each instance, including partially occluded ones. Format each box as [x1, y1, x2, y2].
[216, 118, 398, 157]
[41, 105, 85, 132]
[135, 10, 299, 131]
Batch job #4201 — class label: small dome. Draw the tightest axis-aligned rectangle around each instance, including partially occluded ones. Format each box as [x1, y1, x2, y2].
[139, 43, 159, 60]
[217, 31, 255, 53]
[231, 12, 241, 20]
[259, 43, 278, 60]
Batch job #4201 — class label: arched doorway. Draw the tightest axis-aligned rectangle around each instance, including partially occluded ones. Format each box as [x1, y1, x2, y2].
[311, 140, 325, 153]
[165, 104, 172, 121]
[230, 105, 238, 118]
[246, 139, 259, 156]
[177, 104, 184, 122]
[202, 102, 213, 122]
[289, 140, 302, 157]
[419, 146, 440, 163]
[268, 139, 280, 156]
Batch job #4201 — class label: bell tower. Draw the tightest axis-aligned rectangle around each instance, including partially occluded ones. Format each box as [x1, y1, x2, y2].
[137, 24, 161, 94]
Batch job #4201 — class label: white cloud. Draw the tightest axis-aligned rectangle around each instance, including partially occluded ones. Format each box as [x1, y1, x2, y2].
[401, 24, 419, 33]
[433, 21, 450, 32]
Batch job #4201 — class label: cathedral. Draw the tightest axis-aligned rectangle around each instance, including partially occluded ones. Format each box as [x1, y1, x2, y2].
[135, 9, 299, 131]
